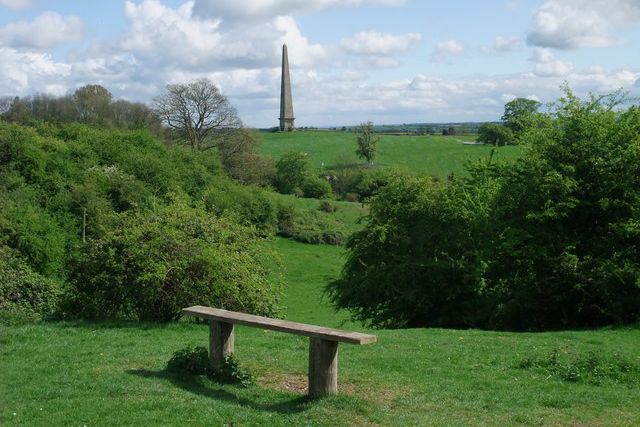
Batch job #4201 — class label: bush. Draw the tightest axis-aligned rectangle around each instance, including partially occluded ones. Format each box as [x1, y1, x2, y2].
[167, 346, 254, 387]
[0, 246, 63, 324]
[302, 176, 333, 199]
[68, 202, 282, 321]
[319, 201, 337, 213]
[326, 175, 495, 328]
[328, 90, 640, 330]
[203, 182, 277, 235]
[275, 152, 311, 195]
[276, 203, 345, 245]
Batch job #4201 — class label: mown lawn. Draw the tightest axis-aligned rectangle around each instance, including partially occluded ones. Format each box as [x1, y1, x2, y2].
[261, 131, 522, 178]
[2, 238, 639, 426]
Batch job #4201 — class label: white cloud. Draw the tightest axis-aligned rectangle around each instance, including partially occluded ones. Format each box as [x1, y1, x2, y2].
[430, 39, 463, 62]
[0, 11, 85, 50]
[482, 36, 521, 53]
[192, 0, 405, 23]
[341, 30, 421, 55]
[531, 48, 573, 77]
[527, 0, 640, 50]
[0, 47, 71, 94]
[0, 0, 31, 10]
[116, 0, 326, 71]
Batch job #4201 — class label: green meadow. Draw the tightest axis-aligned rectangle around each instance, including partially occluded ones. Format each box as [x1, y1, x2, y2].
[261, 130, 522, 177]
[2, 128, 638, 427]
[2, 237, 639, 426]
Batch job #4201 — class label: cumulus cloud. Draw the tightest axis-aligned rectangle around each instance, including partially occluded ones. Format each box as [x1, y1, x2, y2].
[0, 47, 71, 94]
[430, 40, 463, 62]
[527, 0, 640, 49]
[341, 30, 421, 55]
[482, 36, 521, 53]
[531, 48, 573, 77]
[116, 0, 326, 71]
[192, 0, 405, 23]
[0, 0, 31, 10]
[0, 11, 85, 50]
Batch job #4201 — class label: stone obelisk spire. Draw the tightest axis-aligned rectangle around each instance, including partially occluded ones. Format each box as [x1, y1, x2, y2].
[279, 44, 295, 131]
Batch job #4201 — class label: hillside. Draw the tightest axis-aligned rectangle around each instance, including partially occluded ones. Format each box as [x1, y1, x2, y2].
[261, 131, 522, 178]
[2, 238, 639, 426]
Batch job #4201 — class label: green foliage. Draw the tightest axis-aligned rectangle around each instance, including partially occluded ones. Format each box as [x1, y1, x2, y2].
[354, 121, 379, 165]
[215, 128, 276, 186]
[274, 151, 332, 198]
[519, 348, 639, 386]
[0, 246, 63, 325]
[275, 151, 310, 194]
[276, 202, 345, 245]
[477, 123, 515, 146]
[327, 174, 496, 328]
[329, 90, 640, 330]
[203, 182, 277, 235]
[68, 203, 281, 321]
[166, 346, 254, 387]
[501, 97, 541, 134]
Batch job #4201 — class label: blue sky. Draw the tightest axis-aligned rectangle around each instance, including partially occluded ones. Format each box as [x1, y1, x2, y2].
[1, 0, 639, 127]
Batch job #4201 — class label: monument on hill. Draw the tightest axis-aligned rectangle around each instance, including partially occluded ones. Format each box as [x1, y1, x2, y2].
[279, 44, 295, 131]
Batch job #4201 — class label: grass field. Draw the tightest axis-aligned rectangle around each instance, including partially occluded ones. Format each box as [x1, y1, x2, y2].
[261, 131, 522, 178]
[2, 238, 639, 426]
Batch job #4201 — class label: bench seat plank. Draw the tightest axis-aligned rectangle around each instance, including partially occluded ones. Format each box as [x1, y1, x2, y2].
[183, 306, 376, 345]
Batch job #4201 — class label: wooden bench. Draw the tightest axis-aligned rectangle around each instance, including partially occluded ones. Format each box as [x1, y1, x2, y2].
[182, 306, 377, 397]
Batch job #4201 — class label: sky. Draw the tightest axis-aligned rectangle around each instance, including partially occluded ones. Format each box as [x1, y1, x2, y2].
[0, 0, 639, 128]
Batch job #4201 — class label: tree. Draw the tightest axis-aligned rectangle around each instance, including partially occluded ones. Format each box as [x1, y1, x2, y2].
[73, 84, 113, 124]
[354, 121, 379, 165]
[153, 79, 242, 150]
[477, 123, 514, 146]
[501, 97, 541, 134]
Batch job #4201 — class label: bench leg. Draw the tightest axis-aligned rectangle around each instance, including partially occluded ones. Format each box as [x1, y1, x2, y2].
[308, 338, 338, 397]
[209, 320, 234, 370]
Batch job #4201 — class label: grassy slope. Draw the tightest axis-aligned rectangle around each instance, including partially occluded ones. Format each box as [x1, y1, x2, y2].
[2, 130, 638, 426]
[2, 238, 639, 426]
[261, 131, 522, 178]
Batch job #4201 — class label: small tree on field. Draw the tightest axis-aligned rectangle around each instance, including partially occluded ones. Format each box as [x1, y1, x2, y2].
[355, 121, 378, 166]
[153, 79, 242, 150]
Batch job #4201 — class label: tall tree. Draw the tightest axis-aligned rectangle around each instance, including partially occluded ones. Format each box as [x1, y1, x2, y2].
[73, 85, 113, 124]
[354, 121, 379, 166]
[501, 97, 541, 134]
[153, 79, 242, 150]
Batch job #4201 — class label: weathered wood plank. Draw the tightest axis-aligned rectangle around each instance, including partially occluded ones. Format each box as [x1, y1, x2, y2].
[210, 320, 234, 369]
[308, 338, 338, 396]
[182, 306, 376, 345]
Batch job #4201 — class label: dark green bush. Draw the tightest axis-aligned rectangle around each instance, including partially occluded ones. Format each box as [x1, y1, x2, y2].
[0, 246, 63, 324]
[328, 90, 640, 330]
[68, 202, 282, 321]
[302, 176, 333, 199]
[327, 175, 495, 328]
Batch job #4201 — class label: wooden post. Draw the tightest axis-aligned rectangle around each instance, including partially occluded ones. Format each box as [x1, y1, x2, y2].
[209, 320, 234, 369]
[308, 337, 338, 397]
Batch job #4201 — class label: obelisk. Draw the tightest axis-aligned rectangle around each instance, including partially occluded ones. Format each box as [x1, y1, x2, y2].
[279, 44, 295, 131]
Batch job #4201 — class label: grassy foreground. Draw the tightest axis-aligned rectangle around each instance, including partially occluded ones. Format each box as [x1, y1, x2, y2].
[261, 131, 522, 178]
[2, 238, 639, 426]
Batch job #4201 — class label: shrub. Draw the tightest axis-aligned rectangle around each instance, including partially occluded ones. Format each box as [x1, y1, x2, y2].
[275, 152, 311, 195]
[319, 200, 337, 213]
[203, 182, 277, 235]
[326, 175, 495, 328]
[68, 202, 282, 321]
[276, 203, 345, 245]
[327, 90, 640, 330]
[0, 246, 63, 324]
[302, 176, 333, 199]
[167, 346, 254, 387]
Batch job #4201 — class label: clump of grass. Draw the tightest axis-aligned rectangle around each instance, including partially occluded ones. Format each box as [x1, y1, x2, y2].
[167, 346, 254, 387]
[519, 348, 639, 386]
